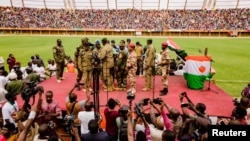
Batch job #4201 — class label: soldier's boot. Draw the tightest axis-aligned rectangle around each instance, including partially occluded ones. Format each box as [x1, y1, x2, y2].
[159, 88, 168, 96]
[160, 88, 165, 93]
[104, 86, 114, 92]
[142, 87, 150, 91]
[114, 86, 122, 91]
[103, 84, 107, 89]
[121, 84, 127, 91]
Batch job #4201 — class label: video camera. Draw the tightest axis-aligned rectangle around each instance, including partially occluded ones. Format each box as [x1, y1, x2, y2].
[153, 98, 163, 105]
[21, 81, 42, 102]
[92, 53, 101, 67]
[63, 115, 75, 133]
[127, 90, 135, 101]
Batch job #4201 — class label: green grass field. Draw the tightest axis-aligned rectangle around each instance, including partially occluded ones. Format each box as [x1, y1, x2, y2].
[0, 35, 249, 97]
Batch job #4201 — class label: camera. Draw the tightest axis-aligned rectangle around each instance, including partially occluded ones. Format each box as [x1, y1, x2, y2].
[92, 53, 101, 67]
[232, 98, 241, 107]
[134, 104, 143, 117]
[181, 92, 187, 97]
[21, 81, 42, 102]
[153, 98, 162, 105]
[63, 115, 75, 133]
[127, 90, 135, 101]
[47, 121, 56, 129]
[142, 98, 150, 106]
[181, 103, 189, 107]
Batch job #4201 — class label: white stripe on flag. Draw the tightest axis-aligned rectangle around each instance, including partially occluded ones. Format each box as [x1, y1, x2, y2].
[184, 60, 210, 75]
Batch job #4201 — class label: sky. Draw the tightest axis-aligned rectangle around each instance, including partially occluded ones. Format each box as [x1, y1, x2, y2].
[0, 0, 249, 10]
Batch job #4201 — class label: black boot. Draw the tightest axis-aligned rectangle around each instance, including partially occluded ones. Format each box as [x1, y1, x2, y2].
[160, 88, 165, 93]
[160, 88, 168, 96]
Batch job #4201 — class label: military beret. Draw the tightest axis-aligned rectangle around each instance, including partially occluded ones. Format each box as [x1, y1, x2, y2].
[162, 42, 168, 47]
[129, 43, 135, 49]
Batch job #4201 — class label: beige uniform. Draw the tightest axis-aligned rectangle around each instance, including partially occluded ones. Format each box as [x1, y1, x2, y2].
[144, 44, 156, 89]
[160, 48, 171, 88]
[79, 49, 93, 90]
[98, 44, 114, 91]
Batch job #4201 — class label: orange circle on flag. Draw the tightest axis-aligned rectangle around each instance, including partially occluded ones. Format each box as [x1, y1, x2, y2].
[199, 66, 206, 73]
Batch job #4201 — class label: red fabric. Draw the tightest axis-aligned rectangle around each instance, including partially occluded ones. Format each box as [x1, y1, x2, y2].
[15, 73, 235, 118]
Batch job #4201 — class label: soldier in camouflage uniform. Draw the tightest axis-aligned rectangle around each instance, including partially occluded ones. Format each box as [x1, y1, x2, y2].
[98, 38, 114, 92]
[52, 39, 66, 83]
[74, 38, 88, 89]
[142, 39, 156, 91]
[115, 40, 128, 91]
[78, 44, 93, 92]
[159, 42, 171, 96]
[92, 40, 104, 88]
[126, 43, 137, 94]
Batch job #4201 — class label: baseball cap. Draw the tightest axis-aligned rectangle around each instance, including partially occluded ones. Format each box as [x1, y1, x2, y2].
[8, 72, 17, 80]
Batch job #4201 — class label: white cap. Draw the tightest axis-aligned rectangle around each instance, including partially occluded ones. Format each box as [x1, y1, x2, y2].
[8, 72, 17, 80]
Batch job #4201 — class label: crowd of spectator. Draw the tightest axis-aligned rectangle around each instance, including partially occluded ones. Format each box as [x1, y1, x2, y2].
[0, 7, 249, 30]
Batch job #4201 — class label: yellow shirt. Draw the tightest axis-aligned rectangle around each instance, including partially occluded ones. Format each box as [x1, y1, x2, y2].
[135, 46, 143, 57]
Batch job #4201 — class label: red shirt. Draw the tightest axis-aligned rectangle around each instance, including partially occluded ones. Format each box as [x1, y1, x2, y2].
[104, 107, 120, 136]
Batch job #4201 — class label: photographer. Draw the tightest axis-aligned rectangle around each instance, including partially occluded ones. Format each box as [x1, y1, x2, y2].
[16, 105, 37, 141]
[12, 86, 43, 141]
[163, 102, 183, 138]
[80, 119, 109, 141]
[116, 105, 129, 141]
[78, 101, 95, 134]
[179, 92, 210, 141]
[148, 98, 173, 141]
[104, 98, 121, 141]
[65, 86, 91, 134]
[2, 91, 19, 127]
[37, 90, 61, 126]
[127, 103, 151, 141]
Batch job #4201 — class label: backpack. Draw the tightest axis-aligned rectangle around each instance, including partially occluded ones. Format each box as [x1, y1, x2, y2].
[119, 117, 128, 141]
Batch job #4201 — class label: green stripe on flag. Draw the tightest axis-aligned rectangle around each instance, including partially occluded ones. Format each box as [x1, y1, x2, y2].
[184, 73, 207, 90]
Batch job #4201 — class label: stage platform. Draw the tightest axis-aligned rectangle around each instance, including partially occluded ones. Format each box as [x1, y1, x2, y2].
[16, 72, 235, 118]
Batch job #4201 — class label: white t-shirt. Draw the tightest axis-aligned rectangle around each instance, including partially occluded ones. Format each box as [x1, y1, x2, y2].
[47, 64, 57, 76]
[0, 88, 7, 103]
[0, 76, 7, 89]
[148, 124, 163, 141]
[2, 101, 19, 126]
[33, 66, 46, 78]
[78, 111, 95, 134]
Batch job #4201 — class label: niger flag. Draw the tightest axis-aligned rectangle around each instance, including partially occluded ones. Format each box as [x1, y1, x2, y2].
[184, 55, 211, 89]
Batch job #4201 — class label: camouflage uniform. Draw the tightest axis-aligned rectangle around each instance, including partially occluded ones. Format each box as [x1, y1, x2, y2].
[116, 49, 128, 89]
[160, 48, 171, 88]
[126, 51, 137, 92]
[135, 44, 143, 76]
[98, 43, 114, 92]
[74, 45, 84, 84]
[143, 44, 156, 91]
[79, 48, 93, 91]
[53, 41, 66, 80]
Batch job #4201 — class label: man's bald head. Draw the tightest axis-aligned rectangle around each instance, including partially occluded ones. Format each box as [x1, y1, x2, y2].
[38, 124, 49, 136]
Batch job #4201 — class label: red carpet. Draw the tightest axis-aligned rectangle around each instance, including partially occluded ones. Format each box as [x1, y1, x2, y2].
[16, 73, 234, 118]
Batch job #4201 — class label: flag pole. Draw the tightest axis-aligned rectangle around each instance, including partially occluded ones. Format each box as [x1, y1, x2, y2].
[201, 47, 218, 94]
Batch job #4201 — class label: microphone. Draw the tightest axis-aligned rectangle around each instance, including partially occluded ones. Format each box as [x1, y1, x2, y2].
[198, 49, 203, 53]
